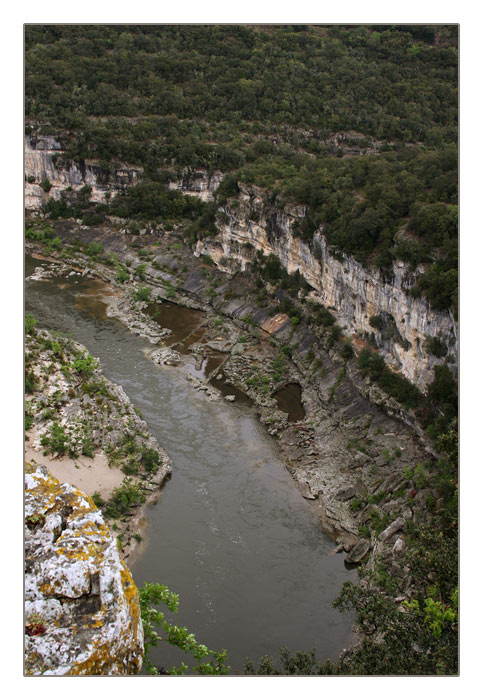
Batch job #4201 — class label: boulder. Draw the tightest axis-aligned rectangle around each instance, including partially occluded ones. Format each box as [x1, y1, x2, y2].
[24, 465, 144, 676]
[345, 539, 371, 565]
[378, 516, 406, 542]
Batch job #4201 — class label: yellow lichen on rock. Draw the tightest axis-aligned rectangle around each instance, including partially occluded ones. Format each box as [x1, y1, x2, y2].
[25, 465, 144, 675]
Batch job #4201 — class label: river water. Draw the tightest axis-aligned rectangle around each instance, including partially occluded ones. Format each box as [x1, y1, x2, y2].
[25, 255, 356, 674]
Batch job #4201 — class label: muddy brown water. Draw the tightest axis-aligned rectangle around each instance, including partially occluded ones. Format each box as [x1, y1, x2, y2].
[25, 255, 356, 674]
[147, 299, 206, 347]
[273, 383, 306, 422]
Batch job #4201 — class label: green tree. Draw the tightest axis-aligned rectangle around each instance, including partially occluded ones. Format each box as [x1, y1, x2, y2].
[138, 582, 230, 675]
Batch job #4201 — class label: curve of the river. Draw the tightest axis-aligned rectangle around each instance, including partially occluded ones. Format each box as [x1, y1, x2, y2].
[25, 255, 356, 674]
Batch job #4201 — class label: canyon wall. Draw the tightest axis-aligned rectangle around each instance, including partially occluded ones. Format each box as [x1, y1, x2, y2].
[25, 135, 143, 210]
[24, 140, 457, 390]
[194, 184, 458, 391]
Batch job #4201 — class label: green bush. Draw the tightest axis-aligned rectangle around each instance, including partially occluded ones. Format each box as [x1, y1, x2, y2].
[103, 477, 146, 519]
[25, 314, 37, 335]
[133, 285, 152, 302]
[358, 348, 421, 409]
[72, 352, 98, 377]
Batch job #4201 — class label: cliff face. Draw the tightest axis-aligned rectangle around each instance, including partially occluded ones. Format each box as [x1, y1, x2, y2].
[168, 168, 223, 201]
[24, 464, 144, 676]
[25, 135, 143, 210]
[194, 184, 457, 391]
[24, 139, 457, 390]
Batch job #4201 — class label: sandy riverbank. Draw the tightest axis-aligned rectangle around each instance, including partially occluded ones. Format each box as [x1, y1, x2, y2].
[25, 432, 125, 500]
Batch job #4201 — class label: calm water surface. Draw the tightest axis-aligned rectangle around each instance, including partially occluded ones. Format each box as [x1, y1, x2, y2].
[25, 255, 356, 673]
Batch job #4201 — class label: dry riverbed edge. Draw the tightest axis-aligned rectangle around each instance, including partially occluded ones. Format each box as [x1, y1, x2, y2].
[26, 232, 439, 605]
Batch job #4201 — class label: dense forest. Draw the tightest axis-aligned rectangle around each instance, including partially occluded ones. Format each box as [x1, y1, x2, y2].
[25, 24, 458, 311]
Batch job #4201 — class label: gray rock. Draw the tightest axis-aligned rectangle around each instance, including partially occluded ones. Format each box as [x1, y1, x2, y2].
[379, 516, 406, 542]
[345, 539, 371, 564]
[393, 537, 406, 556]
[335, 486, 356, 502]
[224, 395, 236, 402]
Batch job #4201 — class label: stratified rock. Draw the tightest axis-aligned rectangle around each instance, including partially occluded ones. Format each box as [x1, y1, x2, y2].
[24, 465, 144, 676]
[344, 539, 371, 565]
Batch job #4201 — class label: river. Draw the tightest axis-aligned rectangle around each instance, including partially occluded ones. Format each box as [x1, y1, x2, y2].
[25, 254, 356, 674]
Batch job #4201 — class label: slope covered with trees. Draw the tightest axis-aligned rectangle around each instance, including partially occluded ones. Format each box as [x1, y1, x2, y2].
[25, 24, 458, 311]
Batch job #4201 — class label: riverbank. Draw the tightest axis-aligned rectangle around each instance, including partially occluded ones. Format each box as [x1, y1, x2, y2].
[25, 322, 172, 563]
[25, 220, 438, 592]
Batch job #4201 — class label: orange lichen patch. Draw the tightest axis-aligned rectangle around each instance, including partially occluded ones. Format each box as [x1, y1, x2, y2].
[25, 461, 37, 474]
[66, 640, 115, 676]
[261, 313, 290, 335]
[120, 562, 142, 643]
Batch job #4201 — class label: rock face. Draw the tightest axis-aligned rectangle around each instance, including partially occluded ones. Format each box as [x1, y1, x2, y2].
[24, 135, 457, 391]
[167, 168, 223, 201]
[24, 464, 144, 676]
[193, 183, 458, 391]
[25, 135, 143, 210]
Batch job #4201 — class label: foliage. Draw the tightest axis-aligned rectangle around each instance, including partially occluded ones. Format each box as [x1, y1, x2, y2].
[245, 647, 335, 675]
[40, 422, 73, 457]
[138, 582, 230, 675]
[72, 351, 98, 377]
[25, 314, 37, 335]
[86, 242, 104, 258]
[92, 491, 105, 508]
[132, 285, 152, 302]
[103, 477, 146, 519]
[141, 447, 161, 473]
[116, 265, 130, 283]
[424, 335, 448, 358]
[358, 348, 422, 409]
[25, 25, 457, 308]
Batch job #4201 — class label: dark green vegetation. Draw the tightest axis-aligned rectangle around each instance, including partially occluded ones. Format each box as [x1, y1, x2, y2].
[25, 24, 457, 310]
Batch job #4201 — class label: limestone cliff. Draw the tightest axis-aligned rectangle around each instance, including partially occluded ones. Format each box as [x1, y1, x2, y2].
[25, 134, 143, 211]
[167, 168, 223, 201]
[193, 183, 457, 391]
[24, 138, 457, 391]
[24, 464, 144, 676]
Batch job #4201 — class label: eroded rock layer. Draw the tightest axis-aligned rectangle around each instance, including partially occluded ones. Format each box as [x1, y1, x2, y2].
[194, 183, 457, 391]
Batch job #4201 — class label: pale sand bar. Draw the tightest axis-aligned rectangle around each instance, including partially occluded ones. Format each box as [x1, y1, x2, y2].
[25, 437, 125, 500]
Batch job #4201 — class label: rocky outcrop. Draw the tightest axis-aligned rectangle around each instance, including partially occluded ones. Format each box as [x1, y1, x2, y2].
[24, 464, 144, 676]
[168, 168, 223, 201]
[194, 183, 458, 391]
[25, 135, 143, 210]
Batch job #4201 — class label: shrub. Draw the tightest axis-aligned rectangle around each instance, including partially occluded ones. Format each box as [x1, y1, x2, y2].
[116, 266, 130, 283]
[92, 492, 105, 508]
[133, 285, 152, 302]
[40, 178, 52, 192]
[72, 352, 98, 377]
[86, 242, 104, 257]
[104, 477, 146, 519]
[424, 335, 448, 358]
[141, 447, 161, 473]
[341, 342, 354, 360]
[136, 263, 148, 280]
[25, 314, 37, 335]
[40, 422, 71, 456]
